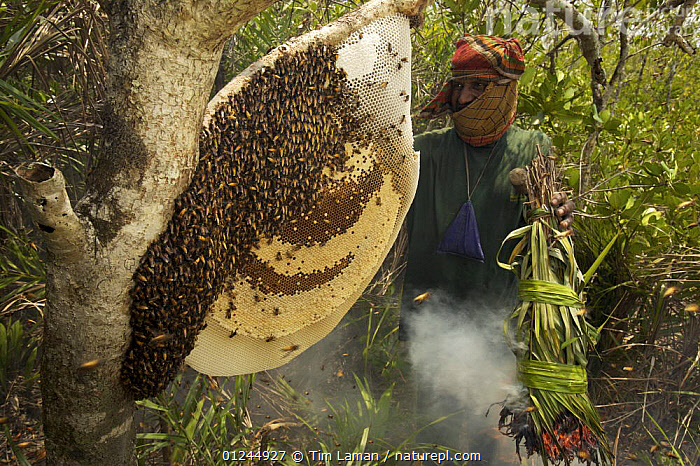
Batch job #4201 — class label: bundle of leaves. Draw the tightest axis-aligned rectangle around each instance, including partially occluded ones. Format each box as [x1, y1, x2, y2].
[496, 149, 615, 465]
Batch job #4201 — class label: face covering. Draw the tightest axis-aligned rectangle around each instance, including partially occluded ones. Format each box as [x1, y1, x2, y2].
[452, 80, 518, 147]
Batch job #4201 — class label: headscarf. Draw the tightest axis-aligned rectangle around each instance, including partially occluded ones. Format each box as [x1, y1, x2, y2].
[420, 35, 525, 147]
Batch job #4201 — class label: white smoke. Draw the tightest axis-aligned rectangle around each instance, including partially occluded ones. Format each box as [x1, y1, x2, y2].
[407, 293, 517, 411]
[405, 290, 537, 465]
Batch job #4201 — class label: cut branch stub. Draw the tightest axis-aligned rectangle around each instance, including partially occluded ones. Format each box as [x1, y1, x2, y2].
[14, 162, 88, 262]
[16, 163, 55, 183]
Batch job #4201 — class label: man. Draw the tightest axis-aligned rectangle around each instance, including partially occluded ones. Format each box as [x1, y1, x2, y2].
[399, 34, 573, 462]
[401, 34, 573, 335]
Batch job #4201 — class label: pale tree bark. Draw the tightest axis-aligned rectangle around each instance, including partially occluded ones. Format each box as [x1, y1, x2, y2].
[12, 0, 430, 464]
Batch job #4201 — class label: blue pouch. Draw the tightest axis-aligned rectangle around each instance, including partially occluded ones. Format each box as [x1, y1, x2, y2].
[436, 200, 484, 262]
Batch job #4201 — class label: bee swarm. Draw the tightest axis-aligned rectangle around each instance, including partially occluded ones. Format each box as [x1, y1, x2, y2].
[121, 43, 366, 399]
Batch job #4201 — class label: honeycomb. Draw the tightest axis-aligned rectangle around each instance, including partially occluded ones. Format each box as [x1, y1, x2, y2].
[122, 14, 417, 397]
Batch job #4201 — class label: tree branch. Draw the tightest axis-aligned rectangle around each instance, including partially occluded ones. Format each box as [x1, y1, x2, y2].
[35, 1, 295, 463]
[14, 162, 89, 263]
[602, 3, 630, 108]
[544, 34, 574, 75]
[529, 0, 606, 110]
[662, 0, 697, 55]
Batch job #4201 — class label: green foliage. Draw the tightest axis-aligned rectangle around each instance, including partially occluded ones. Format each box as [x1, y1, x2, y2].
[0, 226, 45, 301]
[0, 318, 39, 397]
[0, 227, 43, 399]
[354, 293, 403, 379]
[512, 14, 699, 466]
[518, 67, 592, 136]
[0, 0, 105, 203]
[274, 372, 446, 466]
[136, 373, 256, 466]
[0, 0, 62, 154]
[323, 374, 393, 450]
[226, 0, 359, 77]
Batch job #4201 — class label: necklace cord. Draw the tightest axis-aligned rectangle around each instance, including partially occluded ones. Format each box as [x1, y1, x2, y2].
[463, 138, 503, 200]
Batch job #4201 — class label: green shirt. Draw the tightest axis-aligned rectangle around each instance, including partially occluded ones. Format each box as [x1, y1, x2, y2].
[399, 126, 549, 336]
